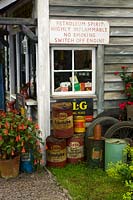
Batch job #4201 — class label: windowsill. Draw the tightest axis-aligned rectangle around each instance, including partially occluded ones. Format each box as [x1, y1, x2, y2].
[51, 94, 97, 100]
[25, 99, 37, 106]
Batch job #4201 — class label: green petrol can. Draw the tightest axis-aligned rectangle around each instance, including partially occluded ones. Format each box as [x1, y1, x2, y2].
[86, 137, 105, 169]
[105, 138, 127, 170]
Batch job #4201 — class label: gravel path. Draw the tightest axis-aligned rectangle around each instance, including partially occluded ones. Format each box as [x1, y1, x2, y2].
[0, 168, 72, 200]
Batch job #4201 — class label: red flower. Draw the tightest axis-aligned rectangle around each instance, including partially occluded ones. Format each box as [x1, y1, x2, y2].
[114, 71, 119, 75]
[21, 147, 26, 153]
[16, 135, 21, 142]
[35, 124, 39, 129]
[0, 135, 3, 141]
[3, 129, 8, 135]
[5, 121, 9, 128]
[121, 66, 128, 69]
[119, 102, 127, 110]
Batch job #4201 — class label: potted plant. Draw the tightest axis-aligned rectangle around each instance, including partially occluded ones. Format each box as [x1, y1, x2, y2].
[0, 110, 44, 178]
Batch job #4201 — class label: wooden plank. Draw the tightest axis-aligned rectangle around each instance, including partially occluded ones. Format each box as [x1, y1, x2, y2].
[104, 46, 133, 55]
[49, 16, 133, 27]
[104, 91, 127, 100]
[104, 64, 133, 72]
[110, 27, 133, 36]
[96, 45, 104, 114]
[104, 55, 133, 63]
[0, 64, 5, 110]
[104, 99, 126, 109]
[50, 0, 133, 8]
[21, 25, 38, 42]
[104, 74, 122, 82]
[50, 7, 133, 18]
[109, 37, 133, 45]
[104, 82, 124, 91]
[37, 0, 50, 142]
[0, 17, 37, 26]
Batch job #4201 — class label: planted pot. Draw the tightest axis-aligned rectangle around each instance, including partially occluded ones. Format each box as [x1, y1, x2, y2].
[0, 155, 20, 179]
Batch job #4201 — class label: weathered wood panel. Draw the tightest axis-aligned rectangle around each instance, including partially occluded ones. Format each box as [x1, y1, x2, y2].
[104, 46, 133, 55]
[104, 82, 124, 91]
[109, 37, 133, 45]
[104, 92, 127, 100]
[50, 16, 133, 27]
[50, 7, 133, 17]
[104, 100, 126, 109]
[104, 74, 124, 82]
[104, 55, 133, 64]
[110, 27, 133, 36]
[104, 64, 133, 73]
[49, 1, 133, 113]
[50, 0, 133, 8]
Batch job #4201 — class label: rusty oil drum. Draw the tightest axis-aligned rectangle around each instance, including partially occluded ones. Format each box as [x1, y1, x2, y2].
[86, 137, 105, 169]
[52, 102, 74, 138]
[66, 134, 84, 164]
[46, 135, 67, 167]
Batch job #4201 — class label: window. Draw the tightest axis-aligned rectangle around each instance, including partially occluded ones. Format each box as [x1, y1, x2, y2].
[5, 33, 37, 99]
[51, 47, 96, 96]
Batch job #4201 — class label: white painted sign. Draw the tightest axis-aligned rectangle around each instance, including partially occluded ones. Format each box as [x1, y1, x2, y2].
[50, 19, 109, 44]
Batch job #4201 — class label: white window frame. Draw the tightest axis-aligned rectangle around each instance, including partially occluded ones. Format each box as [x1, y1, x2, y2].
[51, 47, 96, 97]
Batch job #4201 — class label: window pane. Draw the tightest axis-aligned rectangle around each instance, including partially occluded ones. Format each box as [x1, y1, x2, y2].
[74, 72, 92, 91]
[54, 50, 72, 70]
[74, 50, 92, 70]
[54, 72, 72, 92]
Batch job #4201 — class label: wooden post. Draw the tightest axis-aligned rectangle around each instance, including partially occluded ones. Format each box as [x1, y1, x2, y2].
[96, 45, 104, 114]
[8, 27, 15, 99]
[16, 33, 20, 93]
[36, 0, 50, 159]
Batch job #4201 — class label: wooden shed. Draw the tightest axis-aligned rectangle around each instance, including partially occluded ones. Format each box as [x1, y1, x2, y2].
[0, 0, 133, 140]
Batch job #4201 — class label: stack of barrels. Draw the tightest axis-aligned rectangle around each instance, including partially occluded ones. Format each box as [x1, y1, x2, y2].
[46, 102, 85, 167]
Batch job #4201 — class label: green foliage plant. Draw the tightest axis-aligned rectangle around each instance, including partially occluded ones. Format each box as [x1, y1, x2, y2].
[106, 145, 133, 200]
[0, 110, 44, 167]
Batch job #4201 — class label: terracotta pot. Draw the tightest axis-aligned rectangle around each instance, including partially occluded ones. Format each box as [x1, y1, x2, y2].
[0, 156, 20, 179]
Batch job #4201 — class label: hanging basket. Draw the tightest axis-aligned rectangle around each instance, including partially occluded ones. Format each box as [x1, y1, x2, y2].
[0, 156, 20, 179]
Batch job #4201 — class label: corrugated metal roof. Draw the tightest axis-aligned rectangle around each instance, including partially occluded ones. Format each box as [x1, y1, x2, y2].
[0, 0, 17, 10]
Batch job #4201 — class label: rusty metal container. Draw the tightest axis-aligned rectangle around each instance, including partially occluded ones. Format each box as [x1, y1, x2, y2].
[93, 124, 102, 140]
[66, 134, 84, 164]
[46, 135, 67, 167]
[52, 102, 74, 138]
[86, 137, 105, 169]
[74, 116, 86, 134]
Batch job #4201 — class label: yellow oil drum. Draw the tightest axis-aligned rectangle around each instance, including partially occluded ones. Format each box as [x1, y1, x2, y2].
[74, 116, 86, 134]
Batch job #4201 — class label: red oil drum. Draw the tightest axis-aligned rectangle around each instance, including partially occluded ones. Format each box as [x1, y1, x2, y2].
[66, 134, 84, 164]
[46, 135, 67, 167]
[52, 102, 74, 138]
[74, 116, 86, 134]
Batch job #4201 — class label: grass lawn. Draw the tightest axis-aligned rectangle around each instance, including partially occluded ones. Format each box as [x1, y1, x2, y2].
[49, 162, 128, 200]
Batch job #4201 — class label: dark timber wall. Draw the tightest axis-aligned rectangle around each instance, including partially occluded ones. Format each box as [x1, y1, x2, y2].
[49, 0, 133, 114]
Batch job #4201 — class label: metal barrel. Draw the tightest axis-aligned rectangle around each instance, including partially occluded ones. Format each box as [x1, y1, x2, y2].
[46, 135, 67, 167]
[52, 102, 74, 138]
[66, 134, 84, 164]
[86, 137, 105, 169]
